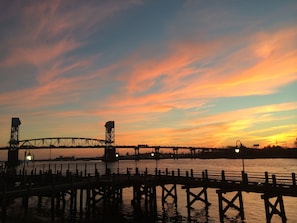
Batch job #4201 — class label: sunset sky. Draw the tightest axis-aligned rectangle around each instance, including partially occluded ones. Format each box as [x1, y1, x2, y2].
[0, 0, 297, 157]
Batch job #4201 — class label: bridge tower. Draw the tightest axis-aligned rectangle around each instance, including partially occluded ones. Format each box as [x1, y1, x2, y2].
[104, 121, 116, 162]
[7, 117, 21, 167]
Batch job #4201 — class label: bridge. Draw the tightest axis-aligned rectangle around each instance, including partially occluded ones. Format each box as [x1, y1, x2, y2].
[2, 117, 206, 167]
[0, 166, 296, 222]
[19, 137, 106, 148]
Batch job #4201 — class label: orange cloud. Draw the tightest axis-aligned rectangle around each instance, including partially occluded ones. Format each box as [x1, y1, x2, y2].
[110, 101, 297, 148]
[94, 25, 296, 122]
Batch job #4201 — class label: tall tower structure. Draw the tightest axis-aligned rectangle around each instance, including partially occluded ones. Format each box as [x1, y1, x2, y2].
[8, 117, 21, 167]
[105, 121, 115, 145]
[104, 121, 116, 162]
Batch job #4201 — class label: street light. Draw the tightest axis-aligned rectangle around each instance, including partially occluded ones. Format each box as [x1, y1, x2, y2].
[151, 151, 158, 171]
[235, 140, 245, 172]
[23, 150, 34, 174]
[26, 153, 33, 161]
[116, 153, 119, 173]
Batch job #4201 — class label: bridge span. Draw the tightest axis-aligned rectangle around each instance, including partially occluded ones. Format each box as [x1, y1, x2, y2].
[3, 117, 206, 166]
[18, 137, 106, 149]
[1, 136, 206, 154]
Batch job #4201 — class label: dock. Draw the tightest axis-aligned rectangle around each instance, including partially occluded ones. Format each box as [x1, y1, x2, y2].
[1, 166, 296, 222]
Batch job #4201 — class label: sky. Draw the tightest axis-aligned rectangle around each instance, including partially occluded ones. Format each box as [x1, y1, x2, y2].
[0, 0, 297, 158]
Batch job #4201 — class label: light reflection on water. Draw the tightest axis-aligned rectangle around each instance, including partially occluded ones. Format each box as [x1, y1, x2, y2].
[9, 158, 297, 222]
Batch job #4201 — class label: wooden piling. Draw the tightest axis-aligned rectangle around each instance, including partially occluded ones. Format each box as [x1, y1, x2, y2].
[262, 193, 286, 223]
[162, 184, 177, 208]
[217, 190, 244, 222]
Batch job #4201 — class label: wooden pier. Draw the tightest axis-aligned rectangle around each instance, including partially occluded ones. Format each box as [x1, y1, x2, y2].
[0, 167, 296, 222]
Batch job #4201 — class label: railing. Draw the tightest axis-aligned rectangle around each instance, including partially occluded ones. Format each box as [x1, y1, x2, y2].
[3, 165, 296, 191]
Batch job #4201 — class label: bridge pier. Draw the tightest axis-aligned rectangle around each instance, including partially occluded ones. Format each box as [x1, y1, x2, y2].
[172, 148, 178, 159]
[104, 146, 116, 162]
[190, 147, 196, 159]
[131, 184, 157, 212]
[261, 193, 286, 223]
[134, 146, 140, 160]
[216, 189, 244, 222]
[161, 184, 178, 208]
[185, 186, 210, 218]
[91, 185, 122, 206]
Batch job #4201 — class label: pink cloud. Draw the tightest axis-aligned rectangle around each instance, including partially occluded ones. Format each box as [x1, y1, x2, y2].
[0, 76, 83, 110]
[2, 40, 81, 67]
[110, 25, 297, 111]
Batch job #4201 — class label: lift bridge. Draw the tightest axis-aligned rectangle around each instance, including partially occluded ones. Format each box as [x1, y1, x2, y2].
[4, 118, 115, 167]
[3, 118, 204, 167]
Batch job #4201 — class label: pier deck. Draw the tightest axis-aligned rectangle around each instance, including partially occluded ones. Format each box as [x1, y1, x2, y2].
[0, 168, 296, 222]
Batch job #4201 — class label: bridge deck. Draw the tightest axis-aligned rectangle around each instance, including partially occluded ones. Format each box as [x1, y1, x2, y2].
[1, 169, 296, 200]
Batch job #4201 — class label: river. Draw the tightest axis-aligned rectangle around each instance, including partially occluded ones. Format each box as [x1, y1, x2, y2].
[6, 158, 297, 222]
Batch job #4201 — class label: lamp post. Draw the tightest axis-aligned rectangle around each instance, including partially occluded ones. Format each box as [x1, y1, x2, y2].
[116, 153, 119, 173]
[23, 150, 34, 174]
[235, 140, 245, 172]
[151, 151, 158, 171]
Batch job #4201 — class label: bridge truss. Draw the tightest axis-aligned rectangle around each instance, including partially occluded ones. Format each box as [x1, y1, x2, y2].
[19, 137, 106, 149]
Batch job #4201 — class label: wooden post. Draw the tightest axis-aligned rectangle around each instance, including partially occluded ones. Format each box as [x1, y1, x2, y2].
[1, 179, 7, 223]
[217, 190, 224, 222]
[79, 189, 83, 214]
[151, 186, 157, 211]
[1, 192, 7, 223]
[73, 189, 77, 214]
[51, 185, 55, 221]
[272, 175, 277, 186]
[292, 173, 296, 187]
[132, 185, 141, 209]
[186, 186, 191, 219]
[62, 192, 66, 213]
[242, 171, 248, 185]
[22, 193, 29, 217]
[86, 187, 90, 218]
[221, 170, 225, 183]
[38, 196, 42, 210]
[265, 172, 269, 184]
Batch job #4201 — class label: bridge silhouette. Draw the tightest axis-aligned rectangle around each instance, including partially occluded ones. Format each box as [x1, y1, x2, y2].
[16, 137, 204, 152]
[2, 118, 207, 166]
[1, 118, 296, 222]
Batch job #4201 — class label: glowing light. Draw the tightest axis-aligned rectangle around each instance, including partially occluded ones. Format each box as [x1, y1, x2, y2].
[26, 153, 33, 161]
